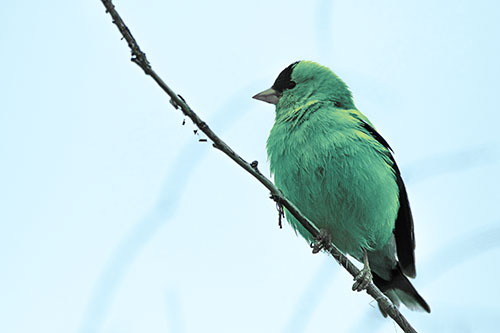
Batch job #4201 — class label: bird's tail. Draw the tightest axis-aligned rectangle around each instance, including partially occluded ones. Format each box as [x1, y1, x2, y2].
[372, 265, 431, 316]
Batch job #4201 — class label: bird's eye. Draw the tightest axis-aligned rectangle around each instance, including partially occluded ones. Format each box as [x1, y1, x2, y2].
[288, 81, 296, 89]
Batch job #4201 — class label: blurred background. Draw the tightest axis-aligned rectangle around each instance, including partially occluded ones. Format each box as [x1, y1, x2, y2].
[1, 0, 499, 332]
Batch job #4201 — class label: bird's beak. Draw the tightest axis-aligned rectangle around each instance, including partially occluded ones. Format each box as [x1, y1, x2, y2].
[252, 88, 280, 105]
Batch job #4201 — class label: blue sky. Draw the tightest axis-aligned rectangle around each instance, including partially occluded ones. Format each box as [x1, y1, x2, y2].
[1, 1, 499, 332]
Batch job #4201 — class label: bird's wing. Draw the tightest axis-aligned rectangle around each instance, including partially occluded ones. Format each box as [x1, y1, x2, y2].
[353, 115, 417, 278]
[347, 109, 376, 129]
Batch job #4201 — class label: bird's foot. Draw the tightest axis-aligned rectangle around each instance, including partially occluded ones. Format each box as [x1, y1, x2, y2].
[311, 229, 331, 254]
[352, 249, 372, 291]
[352, 266, 372, 291]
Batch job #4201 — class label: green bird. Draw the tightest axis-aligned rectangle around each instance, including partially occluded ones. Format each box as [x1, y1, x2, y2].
[253, 61, 430, 314]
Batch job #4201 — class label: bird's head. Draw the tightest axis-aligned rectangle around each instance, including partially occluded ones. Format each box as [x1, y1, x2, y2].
[253, 61, 355, 111]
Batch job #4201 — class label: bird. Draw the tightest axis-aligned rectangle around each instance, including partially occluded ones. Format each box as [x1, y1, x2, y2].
[253, 60, 430, 314]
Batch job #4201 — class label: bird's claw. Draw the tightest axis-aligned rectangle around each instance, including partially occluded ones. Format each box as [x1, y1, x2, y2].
[352, 266, 372, 292]
[311, 229, 331, 254]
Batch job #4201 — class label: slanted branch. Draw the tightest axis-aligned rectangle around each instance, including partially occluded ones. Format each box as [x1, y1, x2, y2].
[99, 1, 418, 332]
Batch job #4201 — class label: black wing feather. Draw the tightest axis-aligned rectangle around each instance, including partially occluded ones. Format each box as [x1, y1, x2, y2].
[359, 121, 417, 278]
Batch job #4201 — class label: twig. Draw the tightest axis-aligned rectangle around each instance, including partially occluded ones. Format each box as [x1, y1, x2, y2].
[99, 1, 418, 332]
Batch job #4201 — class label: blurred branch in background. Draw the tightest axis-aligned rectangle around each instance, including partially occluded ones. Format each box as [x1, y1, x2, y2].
[98, 0, 419, 332]
[166, 289, 186, 333]
[315, 0, 334, 60]
[78, 86, 258, 332]
[422, 222, 500, 283]
[78, 137, 200, 333]
[403, 144, 500, 184]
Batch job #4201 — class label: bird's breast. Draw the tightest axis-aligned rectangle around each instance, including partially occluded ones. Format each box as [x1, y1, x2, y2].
[266, 113, 399, 256]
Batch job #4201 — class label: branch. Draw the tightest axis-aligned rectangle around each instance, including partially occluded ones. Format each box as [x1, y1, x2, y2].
[99, 1, 418, 332]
